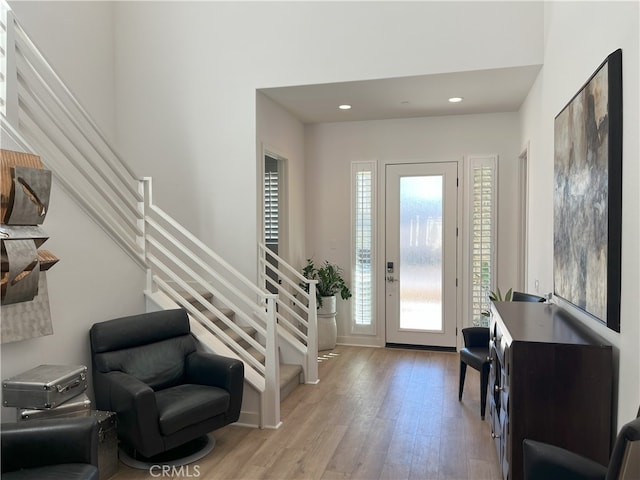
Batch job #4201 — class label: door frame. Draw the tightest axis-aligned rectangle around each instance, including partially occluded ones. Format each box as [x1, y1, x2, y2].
[259, 145, 289, 263]
[377, 159, 463, 349]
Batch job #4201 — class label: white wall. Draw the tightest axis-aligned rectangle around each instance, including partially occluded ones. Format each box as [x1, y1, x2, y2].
[9, 1, 117, 142]
[1, 2, 146, 421]
[520, 1, 639, 428]
[256, 93, 307, 270]
[112, 1, 543, 282]
[305, 113, 522, 346]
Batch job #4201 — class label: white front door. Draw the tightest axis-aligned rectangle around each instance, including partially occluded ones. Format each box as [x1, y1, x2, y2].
[385, 162, 458, 348]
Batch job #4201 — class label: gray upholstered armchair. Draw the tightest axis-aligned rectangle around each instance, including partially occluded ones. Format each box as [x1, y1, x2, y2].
[89, 309, 244, 461]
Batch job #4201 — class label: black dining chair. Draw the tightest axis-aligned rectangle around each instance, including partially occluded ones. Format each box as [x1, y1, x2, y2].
[459, 291, 545, 419]
[512, 291, 545, 302]
[458, 326, 491, 419]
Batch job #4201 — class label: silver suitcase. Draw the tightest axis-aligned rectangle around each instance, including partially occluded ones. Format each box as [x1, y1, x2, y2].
[18, 392, 91, 420]
[2, 364, 88, 409]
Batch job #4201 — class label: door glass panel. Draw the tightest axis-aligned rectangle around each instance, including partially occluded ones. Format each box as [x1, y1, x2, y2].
[399, 175, 443, 331]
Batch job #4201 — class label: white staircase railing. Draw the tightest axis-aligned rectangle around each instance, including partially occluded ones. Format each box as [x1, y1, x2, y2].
[0, 1, 314, 428]
[258, 243, 318, 384]
[1, 2, 144, 267]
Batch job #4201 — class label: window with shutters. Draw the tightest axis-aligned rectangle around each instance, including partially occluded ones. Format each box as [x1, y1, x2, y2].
[264, 157, 279, 245]
[468, 156, 497, 327]
[351, 162, 376, 334]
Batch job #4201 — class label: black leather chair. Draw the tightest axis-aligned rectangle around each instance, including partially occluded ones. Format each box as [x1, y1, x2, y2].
[512, 291, 545, 302]
[458, 327, 491, 419]
[459, 293, 544, 419]
[1, 416, 99, 480]
[89, 309, 244, 461]
[523, 414, 640, 480]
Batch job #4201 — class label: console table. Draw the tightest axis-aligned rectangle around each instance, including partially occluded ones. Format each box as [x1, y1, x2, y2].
[489, 301, 613, 480]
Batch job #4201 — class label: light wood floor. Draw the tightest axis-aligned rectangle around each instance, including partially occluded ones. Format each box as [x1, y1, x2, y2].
[112, 346, 502, 480]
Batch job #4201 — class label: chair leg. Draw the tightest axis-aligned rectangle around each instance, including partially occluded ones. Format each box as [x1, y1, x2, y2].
[480, 363, 490, 420]
[459, 361, 467, 401]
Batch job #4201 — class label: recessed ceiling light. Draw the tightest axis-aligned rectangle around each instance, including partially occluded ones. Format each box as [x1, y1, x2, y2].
[338, 104, 352, 110]
[448, 97, 463, 103]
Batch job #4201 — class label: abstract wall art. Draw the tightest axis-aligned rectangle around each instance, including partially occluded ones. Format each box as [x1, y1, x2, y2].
[1, 149, 59, 343]
[553, 49, 622, 332]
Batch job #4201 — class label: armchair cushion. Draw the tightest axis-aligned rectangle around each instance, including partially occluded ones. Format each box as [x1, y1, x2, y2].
[156, 384, 230, 436]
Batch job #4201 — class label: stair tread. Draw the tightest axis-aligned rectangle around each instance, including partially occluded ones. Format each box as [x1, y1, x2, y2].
[178, 291, 214, 305]
[224, 326, 257, 345]
[196, 306, 236, 323]
[280, 363, 302, 386]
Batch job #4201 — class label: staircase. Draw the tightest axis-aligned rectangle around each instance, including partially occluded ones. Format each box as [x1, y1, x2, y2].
[182, 291, 303, 403]
[0, 1, 318, 429]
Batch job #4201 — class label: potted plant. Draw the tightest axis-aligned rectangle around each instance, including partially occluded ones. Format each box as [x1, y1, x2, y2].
[301, 259, 352, 309]
[489, 287, 513, 302]
[479, 287, 513, 325]
[301, 259, 352, 350]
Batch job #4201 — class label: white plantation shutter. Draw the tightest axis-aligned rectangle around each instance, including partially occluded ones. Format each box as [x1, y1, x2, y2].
[264, 170, 278, 242]
[352, 162, 376, 334]
[469, 158, 497, 326]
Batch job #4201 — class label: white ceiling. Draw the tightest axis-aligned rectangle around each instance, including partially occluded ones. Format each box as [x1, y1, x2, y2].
[260, 65, 542, 124]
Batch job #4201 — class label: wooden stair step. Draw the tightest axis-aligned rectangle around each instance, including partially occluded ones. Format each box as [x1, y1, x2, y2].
[224, 326, 256, 348]
[247, 346, 265, 364]
[179, 291, 214, 306]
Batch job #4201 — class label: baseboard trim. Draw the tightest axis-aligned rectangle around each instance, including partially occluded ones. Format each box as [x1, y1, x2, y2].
[385, 343, 456, 353]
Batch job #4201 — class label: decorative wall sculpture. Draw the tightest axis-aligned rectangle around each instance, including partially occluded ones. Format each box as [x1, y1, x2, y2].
[1, 149, 59, 343]
[553, 49, 622, 332]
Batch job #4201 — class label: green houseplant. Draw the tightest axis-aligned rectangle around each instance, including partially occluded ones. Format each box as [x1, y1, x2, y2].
[301, 259, 352, 308]
[301, 259, 352, 351]
[480, 287, 513, 323]
[489, 287, 513, 302]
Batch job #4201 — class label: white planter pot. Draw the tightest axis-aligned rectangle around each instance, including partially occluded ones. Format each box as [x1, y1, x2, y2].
[317, 295, 337, 351]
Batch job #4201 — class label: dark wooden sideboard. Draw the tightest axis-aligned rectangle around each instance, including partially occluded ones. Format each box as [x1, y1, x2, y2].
[489, 301, 613, 480]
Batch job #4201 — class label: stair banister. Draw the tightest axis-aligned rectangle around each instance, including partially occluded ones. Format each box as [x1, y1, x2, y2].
[306, 281, 319, 384]
[262, 294, 281, 428]
[258, 243, 319, 384]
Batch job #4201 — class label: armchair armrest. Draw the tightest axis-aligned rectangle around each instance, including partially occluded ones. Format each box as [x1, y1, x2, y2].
[1, 416, 98, 473]
[523, 439, 607, 480]
[185, 352, 244, 420]
[96, 370, 164, 456]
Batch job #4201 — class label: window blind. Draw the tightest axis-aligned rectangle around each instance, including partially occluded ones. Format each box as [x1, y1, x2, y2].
[264, 171, 278, 242]
[352, 162, 376, 333]
[470, 162, 496, 326]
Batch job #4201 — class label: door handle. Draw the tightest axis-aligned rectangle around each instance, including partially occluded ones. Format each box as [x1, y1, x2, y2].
[386, 275, 397, 283]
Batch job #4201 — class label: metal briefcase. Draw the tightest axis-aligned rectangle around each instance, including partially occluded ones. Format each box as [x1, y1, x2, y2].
[2, 364, 88, 409]
[19, 392, 91, 421]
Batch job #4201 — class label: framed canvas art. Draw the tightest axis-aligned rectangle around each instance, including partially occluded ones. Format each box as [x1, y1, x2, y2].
[553, 49, 622, 332]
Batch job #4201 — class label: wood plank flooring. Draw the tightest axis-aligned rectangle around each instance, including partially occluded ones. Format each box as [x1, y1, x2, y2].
[112, 346, 501, 480]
